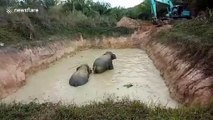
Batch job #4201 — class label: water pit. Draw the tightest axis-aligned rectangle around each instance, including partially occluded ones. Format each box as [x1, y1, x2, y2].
[2, 49, 179, 108]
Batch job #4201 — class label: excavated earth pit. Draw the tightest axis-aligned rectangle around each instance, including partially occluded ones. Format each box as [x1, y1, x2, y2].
[1, 49, 179, 108]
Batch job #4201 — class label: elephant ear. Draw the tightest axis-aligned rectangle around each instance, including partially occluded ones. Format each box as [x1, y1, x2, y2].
[76, 66, 81, 71]
[111, 54, 117, 59]
[88, 68, 92, 74]
[85, 65, 92, 74]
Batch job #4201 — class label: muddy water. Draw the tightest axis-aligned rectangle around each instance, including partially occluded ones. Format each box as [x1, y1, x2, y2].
[2, 49, 179, 108]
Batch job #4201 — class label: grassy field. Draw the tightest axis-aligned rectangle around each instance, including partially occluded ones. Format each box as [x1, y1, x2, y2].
[0, 100, 213, 120]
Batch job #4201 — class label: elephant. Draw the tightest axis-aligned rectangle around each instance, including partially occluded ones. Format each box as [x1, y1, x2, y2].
[93, 51, 117, 74]
[69, 64, 92, 87]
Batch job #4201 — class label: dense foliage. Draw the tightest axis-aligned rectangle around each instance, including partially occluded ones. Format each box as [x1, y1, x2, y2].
[0, 0, 134, 46]
[0, 0, 212, 46]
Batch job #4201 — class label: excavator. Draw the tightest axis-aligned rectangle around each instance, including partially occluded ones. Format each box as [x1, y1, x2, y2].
[149, 0, 191, 25]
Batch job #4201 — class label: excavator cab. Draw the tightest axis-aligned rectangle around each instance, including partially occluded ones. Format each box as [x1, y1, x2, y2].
[149, 0, 191, 25]
[170, 5, 191, 19]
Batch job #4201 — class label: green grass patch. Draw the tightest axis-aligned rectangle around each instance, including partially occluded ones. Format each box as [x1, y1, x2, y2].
[0, 100, 212, 120]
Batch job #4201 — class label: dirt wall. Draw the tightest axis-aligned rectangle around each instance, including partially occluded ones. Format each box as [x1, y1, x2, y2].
[137, 25, 213, 106]
[145, 42, 213, 106]
[0, 41, 77, 99]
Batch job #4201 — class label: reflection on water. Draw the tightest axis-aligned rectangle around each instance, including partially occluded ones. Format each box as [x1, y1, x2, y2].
[2, 49, 179, 108]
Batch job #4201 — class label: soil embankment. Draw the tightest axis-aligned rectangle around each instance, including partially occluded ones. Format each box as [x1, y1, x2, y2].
[0, 41, 76, 99]
[137, 25, 213, 106]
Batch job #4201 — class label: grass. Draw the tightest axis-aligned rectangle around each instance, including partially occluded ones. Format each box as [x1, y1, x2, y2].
[156, 20, 213, 45]
[0, 100, 213, 120]
[0, 27, 26, 45]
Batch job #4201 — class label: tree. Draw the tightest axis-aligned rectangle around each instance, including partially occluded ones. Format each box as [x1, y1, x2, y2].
[0, 0, 17, 7]
[90, 2, 111, 15]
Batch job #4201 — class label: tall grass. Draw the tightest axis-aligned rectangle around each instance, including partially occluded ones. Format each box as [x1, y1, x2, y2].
[0, 100, 212, 120]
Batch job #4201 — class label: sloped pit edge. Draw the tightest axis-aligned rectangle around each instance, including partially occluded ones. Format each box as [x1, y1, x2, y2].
[138, 26, 213, 106]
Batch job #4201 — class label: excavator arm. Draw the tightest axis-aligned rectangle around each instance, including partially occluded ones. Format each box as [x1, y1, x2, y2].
[150, 0, 174, 19]
[150, 0, 157, 19]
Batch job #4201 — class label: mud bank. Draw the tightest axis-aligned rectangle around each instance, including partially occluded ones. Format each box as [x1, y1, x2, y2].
[0, 36, 138, 99]
[138, 26, 213, 106]
[0, 41, 75, 99]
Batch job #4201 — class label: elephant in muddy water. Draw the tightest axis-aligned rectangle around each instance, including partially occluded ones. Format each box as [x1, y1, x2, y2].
[93, 51, 117, 74]
[69, 64, 92, 87]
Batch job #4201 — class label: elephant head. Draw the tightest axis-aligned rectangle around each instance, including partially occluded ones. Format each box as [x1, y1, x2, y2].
[104, 51, 117, 60]
[76, 64, 92, 74]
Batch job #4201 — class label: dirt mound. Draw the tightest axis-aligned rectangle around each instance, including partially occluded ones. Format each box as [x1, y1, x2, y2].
[116, 17, 141, 29]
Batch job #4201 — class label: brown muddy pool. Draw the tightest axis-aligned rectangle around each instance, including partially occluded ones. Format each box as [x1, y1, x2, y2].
[2, 49, 179, 108]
